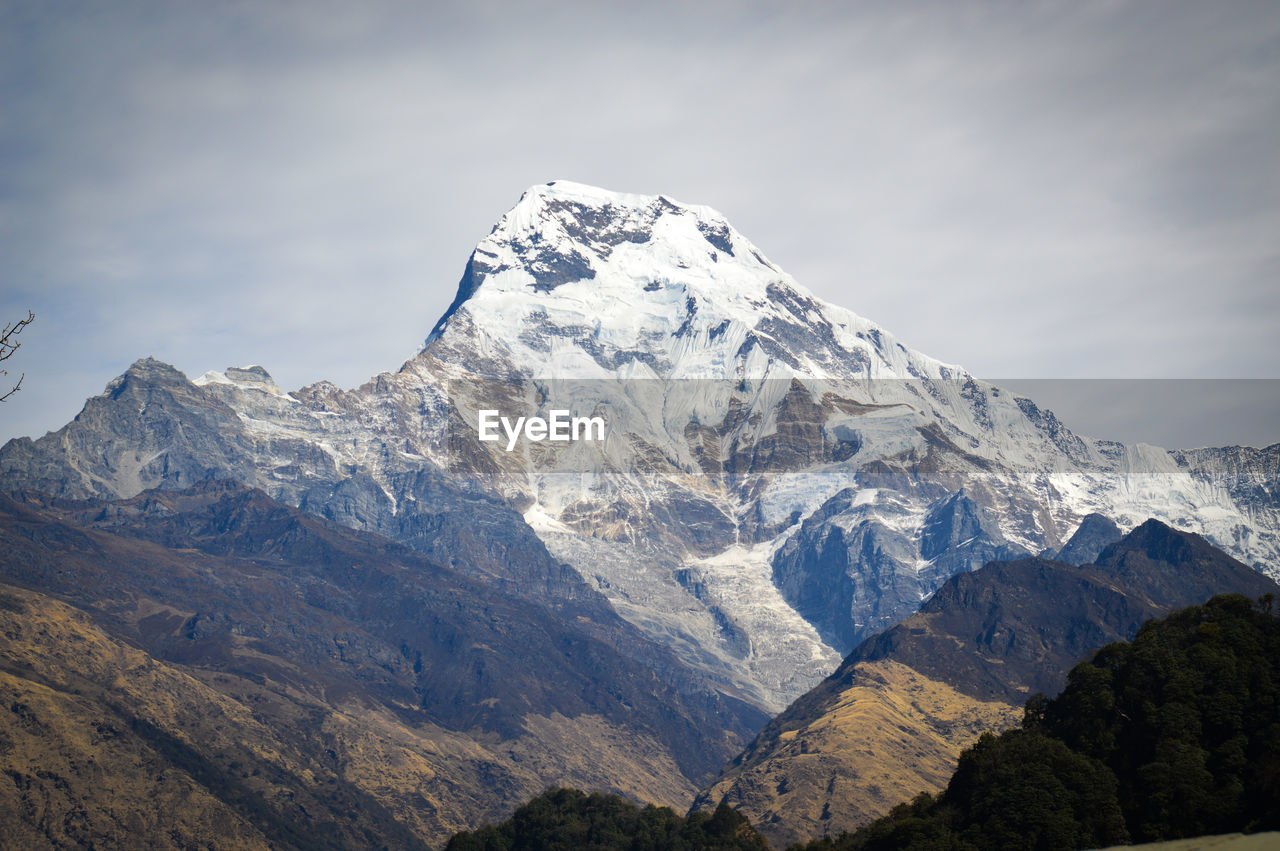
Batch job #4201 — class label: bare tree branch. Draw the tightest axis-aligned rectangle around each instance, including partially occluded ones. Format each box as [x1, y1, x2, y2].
[0, 376, 21, 404]
[0, 310, 34, 403]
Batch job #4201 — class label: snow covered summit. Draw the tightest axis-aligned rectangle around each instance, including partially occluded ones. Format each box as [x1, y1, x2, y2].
[3, 180, 1277, 711]
[426, 180, 956, 383]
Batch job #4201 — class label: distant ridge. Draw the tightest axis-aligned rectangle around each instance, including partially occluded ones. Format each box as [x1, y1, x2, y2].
[698, 520, 1280, 848]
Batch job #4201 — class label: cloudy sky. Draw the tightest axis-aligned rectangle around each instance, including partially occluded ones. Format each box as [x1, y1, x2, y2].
[2, 0, 1277, 448]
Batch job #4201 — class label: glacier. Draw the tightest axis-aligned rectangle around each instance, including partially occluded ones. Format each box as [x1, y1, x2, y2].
[3, 180, 1277, 711]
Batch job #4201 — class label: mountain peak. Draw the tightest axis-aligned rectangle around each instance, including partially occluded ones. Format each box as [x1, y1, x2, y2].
[104, 357, 189, 395]
[1054, 513, 1123, 565]
[1096, 518, 1208, 568]
[500, 181, 745, 253]
[486, 180, 761, 292]
[515, 179, 682, 211]
[423, 181, 949, 382]
[194, 364, 287, 397]
[124, 356, 184, 378]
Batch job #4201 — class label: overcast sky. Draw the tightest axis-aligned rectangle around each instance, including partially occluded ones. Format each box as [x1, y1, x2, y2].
[2, 1, 1277, 449]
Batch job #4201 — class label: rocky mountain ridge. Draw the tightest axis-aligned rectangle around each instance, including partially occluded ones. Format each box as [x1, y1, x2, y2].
[697, 521, 1280, 848]
[2, 181, 1277, 711]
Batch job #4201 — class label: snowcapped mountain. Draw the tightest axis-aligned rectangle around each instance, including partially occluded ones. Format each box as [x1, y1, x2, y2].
[3, 180, 1277, 711]
[423, 181, 952, 380]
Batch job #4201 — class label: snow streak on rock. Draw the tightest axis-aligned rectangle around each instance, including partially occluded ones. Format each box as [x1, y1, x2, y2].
[3, 181, 1277, 711]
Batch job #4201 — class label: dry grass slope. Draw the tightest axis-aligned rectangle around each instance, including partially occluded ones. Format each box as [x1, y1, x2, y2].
[702, 659, 1020, 849]
[0, 583, 695, 847]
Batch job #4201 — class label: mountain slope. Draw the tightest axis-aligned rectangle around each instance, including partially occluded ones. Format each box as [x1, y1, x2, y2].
[0, 482, 765, 846]
[697, 521, 1280, 848]
[797, 593, 1280, 849]
[2, 181, 1277, 714]
[0, 582, 419, 849]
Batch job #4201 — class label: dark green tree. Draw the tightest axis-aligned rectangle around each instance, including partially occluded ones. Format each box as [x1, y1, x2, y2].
[1047, 594, 1280, 840]
[788, 594, 1280, 850]
[445, 787, 770, 851]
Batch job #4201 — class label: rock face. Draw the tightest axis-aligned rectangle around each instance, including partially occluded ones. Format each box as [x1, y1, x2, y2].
[771, 489, 1030, 653]
[2, 181, 1278, 712]
[696, 521, 1280, 848]
[1051, 512, 1123, 565]
[0, 483, 765, 847]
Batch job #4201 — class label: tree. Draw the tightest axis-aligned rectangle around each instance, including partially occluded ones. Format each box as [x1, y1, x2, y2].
[444, 787, 771, 850]
[0, 310, 34, 402]
[790, 594, 1280, 850]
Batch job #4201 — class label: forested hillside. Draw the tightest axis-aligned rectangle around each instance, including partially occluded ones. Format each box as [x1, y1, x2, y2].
[790, 594, 1280, 850]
